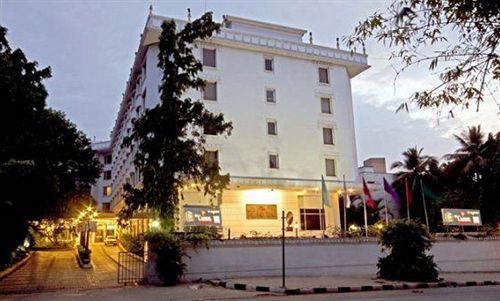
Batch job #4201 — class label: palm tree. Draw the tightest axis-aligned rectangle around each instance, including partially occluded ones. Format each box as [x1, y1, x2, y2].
[391, 147, 439, 225]
[391, 147, 438, 188]
[445, 125, 487, 181]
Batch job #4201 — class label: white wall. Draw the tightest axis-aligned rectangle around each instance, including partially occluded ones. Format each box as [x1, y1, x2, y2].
[143, 43, 359, 183]
[145, 238, 500, 281]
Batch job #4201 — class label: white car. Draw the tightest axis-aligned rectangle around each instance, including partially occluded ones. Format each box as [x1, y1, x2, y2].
[104, 235, 117, 246]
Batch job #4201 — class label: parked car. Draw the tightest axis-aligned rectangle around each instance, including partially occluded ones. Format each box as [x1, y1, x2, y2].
[104, 235, 117, 246]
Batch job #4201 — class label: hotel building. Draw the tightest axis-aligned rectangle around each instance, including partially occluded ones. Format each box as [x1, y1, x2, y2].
[93, 12, 370, 237]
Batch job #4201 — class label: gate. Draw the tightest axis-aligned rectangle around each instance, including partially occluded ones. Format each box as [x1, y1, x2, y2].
[117, 252, 145, 284]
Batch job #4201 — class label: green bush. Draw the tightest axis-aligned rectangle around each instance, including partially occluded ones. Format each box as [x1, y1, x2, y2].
[145, 231, 185, 286]
[77, 245, 91, 264]
[377, 220, 439, 282]
[120, 233, 145, 256]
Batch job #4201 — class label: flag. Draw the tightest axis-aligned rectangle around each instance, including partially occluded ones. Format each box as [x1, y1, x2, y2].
[405, 177, 412, 206]
[345, 193, 351, 208]
[421, 181, 440, 203]
[362, 177, 377, 209]
[321, 175, 330, 206]
[383, 177, 401, 206]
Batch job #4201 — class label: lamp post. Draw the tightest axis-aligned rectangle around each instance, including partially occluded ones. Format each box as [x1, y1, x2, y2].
[75, 206, 98, 251]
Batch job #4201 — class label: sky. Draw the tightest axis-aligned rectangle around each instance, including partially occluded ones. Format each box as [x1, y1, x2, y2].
[2, 0, 499, 168]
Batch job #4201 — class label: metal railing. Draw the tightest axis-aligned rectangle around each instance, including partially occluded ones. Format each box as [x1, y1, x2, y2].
[117, 252, 144, 284]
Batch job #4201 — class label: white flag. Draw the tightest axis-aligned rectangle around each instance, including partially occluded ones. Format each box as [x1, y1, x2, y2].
[345, 193, 351, 209]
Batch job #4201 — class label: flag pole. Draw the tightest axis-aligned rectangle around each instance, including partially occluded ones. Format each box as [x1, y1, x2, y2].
[362, 194, 368, 237]
[382, 181, 389, 224]
[321, 195, 325, 239]
[342, 175, 347, 233]
[406, 178, 411, 221]
[419, 177, 430, 229]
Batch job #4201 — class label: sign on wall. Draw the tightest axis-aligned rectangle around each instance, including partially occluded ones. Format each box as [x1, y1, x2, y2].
[246, 204, 277, 219]
[184, 205, 222, 227]
[441, 208, 482, 226]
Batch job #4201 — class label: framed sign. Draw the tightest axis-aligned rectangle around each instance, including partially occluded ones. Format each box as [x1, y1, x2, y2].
[184, 205, 222, 228]
[246, 204, 277, 219]
[441, 208, 482, 226]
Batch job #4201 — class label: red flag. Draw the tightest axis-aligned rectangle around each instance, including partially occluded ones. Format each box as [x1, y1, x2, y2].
[405, 178, 412, 206]
[363, 178, 377, 209]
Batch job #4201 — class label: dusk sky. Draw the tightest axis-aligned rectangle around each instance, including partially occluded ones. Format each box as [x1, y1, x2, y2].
[2, 0, 499, 168]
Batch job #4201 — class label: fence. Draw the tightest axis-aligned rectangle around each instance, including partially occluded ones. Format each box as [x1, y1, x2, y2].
[117, 252, 144, 284]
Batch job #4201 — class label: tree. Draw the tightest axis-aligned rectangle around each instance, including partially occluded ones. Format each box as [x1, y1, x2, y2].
[377, 220, 438, 282]
[347, 0, 500, 116]
[391, 147, 441, 226]
[0, 26, 100, 265]
[120, 13, 232, 229]
[442, 126, 500, 225]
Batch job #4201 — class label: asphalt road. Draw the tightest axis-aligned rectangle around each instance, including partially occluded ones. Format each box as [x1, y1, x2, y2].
[1, 283, 499, 301]
[0, 245, 120, 294]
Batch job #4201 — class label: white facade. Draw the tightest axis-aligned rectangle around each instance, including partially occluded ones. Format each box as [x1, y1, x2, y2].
[104, 13, 369, 236]
[90, 141, 113, 212]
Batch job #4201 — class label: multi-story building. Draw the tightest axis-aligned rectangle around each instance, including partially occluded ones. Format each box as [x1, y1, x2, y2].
[358, 157, 399, 219]
[90, 140, 113, 212]
[103, 12, 369, 237]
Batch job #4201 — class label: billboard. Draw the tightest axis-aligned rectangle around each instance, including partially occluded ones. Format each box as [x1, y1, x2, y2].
[441, 208, 482, 226]
[183, 205, 222, 228]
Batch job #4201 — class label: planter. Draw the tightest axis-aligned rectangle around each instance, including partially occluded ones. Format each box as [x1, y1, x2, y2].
[75, 245, 92, 269]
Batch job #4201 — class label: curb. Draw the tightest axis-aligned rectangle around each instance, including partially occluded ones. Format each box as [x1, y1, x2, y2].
[0, 251, 34, 282]
[207, 279, 499, 295]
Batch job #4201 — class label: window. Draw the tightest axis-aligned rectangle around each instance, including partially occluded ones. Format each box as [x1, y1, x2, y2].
[104, 155, 112, 165]
[203, 124, 217, 135]
[318, 67, 329, 84]
[264, 58, 274, 71]
[204, 150, 219, 167]
[203, 82, 217, 101]
[266, 89, 276, 103]
[104, 170, 112, 180]
[269, 154, 279, 169]
[103, 186, 112, 196]
[323, 128, 334, 145]
[300, 208, 325, 230]
[102, 202, 111, 212]
[202, 48, 216, 67]
[267, 121, 277, 135]
[321, 97, 332, 114]
[325, 159, 336, 176]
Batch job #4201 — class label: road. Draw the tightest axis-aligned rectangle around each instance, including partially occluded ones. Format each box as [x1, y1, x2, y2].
[1, 283, 499, 301]
[0, 244, 120, 294]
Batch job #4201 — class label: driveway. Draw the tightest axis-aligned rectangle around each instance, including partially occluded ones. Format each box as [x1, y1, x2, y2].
[0, 245, 121, 294]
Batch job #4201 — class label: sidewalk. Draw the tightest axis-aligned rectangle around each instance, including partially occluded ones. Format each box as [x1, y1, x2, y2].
[209, 272, 500, 295]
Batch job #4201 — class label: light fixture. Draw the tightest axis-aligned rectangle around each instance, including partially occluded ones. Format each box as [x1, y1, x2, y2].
[151, 220, 160, 229]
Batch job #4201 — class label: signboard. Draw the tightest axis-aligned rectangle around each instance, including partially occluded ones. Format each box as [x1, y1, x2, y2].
[246, 204, 277, 219]
[441, 208, 482, 226]
[184, 205, 222, 227]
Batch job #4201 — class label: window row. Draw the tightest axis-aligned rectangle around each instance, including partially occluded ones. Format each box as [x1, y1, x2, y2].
[202, 48, 331, 83]
[202, 83, 333, 114]
[204, 150, 337, 176]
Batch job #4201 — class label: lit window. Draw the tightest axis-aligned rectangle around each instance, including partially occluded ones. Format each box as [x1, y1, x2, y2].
[264, 58, 274, 71]
[269, 154, 279, 169]
[103, 186, 112, 196]
[267, 121, 277, 135]
[318, 67, 329, 84]
[321, 97, 332, 114]
[323, 128, 334, 145]
[203, 48, 216, 67]
[325, 159, 336, 176]
[203, 82, 217, 101]
[204, 150, 219, 167]
[300, 208, 325, 230]
[104, 170, 112, 180]
[266, 89, 276, 103]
